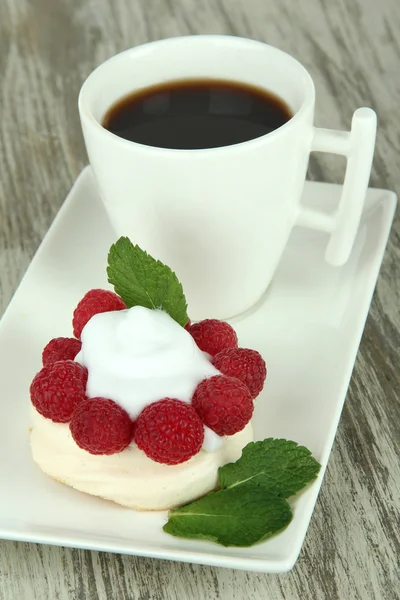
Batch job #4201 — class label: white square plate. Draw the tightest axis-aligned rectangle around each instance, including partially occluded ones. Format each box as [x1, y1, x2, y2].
[0, 167, 396, 573]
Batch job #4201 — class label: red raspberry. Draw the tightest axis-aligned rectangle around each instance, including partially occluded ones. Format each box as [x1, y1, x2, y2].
[42, 337, 82, 366]
[73, 289, 126, 338]
[30, 361, 88, 423]
[184, 318, 191, 331]
[188, 319, 238, 356]
[70, 397, 134, 455]
[134, 399, 204, 465]
[192, 375, 253, 436]
[212, 348, 267, 399]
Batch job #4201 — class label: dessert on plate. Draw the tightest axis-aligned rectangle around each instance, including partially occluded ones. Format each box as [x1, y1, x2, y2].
[29, 238, 267, 510]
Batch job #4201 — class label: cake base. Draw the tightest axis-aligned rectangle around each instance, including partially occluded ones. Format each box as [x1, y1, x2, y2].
[30, 409, 253, 511]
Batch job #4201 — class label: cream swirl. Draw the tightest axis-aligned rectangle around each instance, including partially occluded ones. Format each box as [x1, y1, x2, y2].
[75, 306, 222, 451]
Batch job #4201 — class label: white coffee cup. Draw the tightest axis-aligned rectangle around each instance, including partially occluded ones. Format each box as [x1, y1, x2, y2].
[79, 35, 376, 320]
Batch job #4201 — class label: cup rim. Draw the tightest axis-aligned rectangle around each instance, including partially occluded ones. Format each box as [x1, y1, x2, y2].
[78, 35, 316, 155]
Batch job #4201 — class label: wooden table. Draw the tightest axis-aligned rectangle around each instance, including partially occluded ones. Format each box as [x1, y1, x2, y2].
[0, 0, 399, 598]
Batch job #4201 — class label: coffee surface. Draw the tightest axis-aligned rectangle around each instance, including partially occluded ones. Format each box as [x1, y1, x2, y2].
[102, 79, 293, 149]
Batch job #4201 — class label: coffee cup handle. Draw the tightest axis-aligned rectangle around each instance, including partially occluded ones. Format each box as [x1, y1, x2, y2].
[296, 107, 377, 266]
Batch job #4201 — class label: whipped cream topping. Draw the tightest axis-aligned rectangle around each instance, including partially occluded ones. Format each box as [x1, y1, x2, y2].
[75, 306, 222, 450]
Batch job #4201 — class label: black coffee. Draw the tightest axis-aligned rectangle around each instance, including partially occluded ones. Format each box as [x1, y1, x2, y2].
[102, 79, 293, 150]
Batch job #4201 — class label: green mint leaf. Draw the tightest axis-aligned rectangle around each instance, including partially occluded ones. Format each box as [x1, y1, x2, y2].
[163, 484, 292, 547]
[107, 237, 188, 326]
[163, 439, 320, 547]
[218, 438, 321, 498]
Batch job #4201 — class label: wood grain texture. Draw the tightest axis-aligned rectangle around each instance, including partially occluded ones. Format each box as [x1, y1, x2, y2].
[0, 0, 399, 598]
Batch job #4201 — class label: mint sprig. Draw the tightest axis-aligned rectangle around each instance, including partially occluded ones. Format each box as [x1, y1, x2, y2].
[163, 439, 321, 547]
[163, 485, 292, 547]
[219, 438, 321, 497]
[107, 237, 188, 326]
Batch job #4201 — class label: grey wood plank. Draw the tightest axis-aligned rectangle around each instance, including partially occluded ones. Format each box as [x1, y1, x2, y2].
[0, 0, 399, 598]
